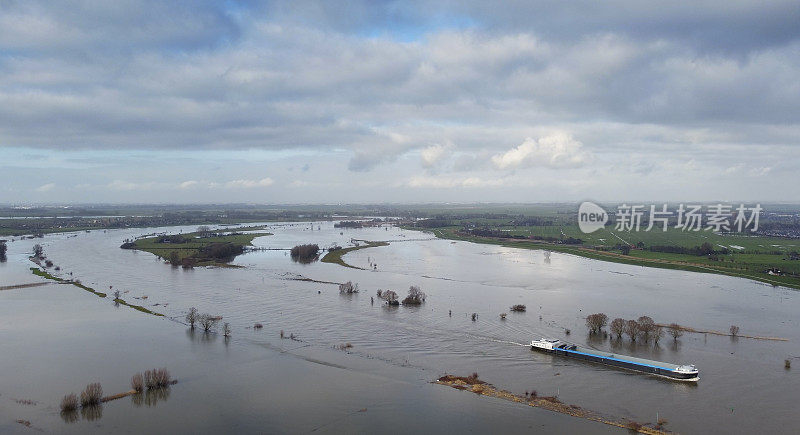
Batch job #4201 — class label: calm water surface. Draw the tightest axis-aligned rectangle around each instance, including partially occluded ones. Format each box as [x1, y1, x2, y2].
[1, 222, 797, 434]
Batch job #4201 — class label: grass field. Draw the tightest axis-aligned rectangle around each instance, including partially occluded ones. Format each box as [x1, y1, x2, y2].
[320, 241, 389, 269]
[126, 231, 271, 266]
[423, 226, 800, 290]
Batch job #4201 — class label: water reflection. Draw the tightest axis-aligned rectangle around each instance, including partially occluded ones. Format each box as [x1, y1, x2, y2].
[60, 410, 79, 423]
[186, 328, 218, 344]
[80, 404, 103, 421]
[131, 387, 171, 407]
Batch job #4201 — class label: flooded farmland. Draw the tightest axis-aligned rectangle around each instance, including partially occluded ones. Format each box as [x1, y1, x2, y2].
[1, 222, 798, 434]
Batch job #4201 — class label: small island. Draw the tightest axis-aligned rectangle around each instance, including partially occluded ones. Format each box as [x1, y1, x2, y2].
[121, 227, 271, 267]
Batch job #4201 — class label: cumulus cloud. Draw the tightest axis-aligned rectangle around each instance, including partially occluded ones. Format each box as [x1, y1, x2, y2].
[420, 142, 453, 168]
[35, 183, 55, 192]
[179, 180, 198, 189]
[224, 178, 274, 188]
[491, 133, 591, 170]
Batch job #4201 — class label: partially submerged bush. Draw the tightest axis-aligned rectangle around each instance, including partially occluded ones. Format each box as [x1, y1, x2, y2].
[144, 368, 171, 389]
[79, 383, 103, 407]
[402, 285, 426, 305]
[510, 304, 526, 312]
[339, 281, 359, 294]
[131, 373, 144, 392]
[378, 289, 399, 305]
[668, 323, 684, 341]
[290, 244, 320, 263]
[254, 322, 263, 329]
[60, 393, 79, 412]
[223, 322, 231, 337]
[730, 325, 740, 337]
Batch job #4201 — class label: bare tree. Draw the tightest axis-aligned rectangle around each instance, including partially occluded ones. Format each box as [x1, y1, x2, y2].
[185, 307, 198, 329]
[32, 244, 44, 258]
[610, 318, 626, 339]
[197, 225, 211, 236]
[668, 323, 683, 341]
[223, 322, 231, 337]
[637, 316, 655, 342]
[198, 314, 219, 332]
[585, 313, 608, 334]
[652, 325, 664, 345]
[624, 319, 640, 342]
[730, 325, 740, 337]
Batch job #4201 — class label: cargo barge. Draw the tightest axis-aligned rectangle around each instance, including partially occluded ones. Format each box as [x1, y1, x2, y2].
[531, 338, 699, 382]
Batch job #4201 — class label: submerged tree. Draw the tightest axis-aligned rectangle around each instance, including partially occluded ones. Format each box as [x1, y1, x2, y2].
[198, 314, 220, 332]
[729, 325, 740, 337]
[637, 316, 656, 342]
[32, 244, 44, 259]
[290, 244, 320, 263]
[668, 323, 683, 341]
[652, 325, 664, 345]
[0, 241, 7, 262]
[186, 307, 198, 329]
[339, 281, 359, 294]
[610, 318, 626, 339]
[585, 313, 608, 334]
[379, 290, 399, 305]
[624, 319, 640, 342]
[223, 322, 231, 337]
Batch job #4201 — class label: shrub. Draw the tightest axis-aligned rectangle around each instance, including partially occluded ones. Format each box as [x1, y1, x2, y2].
[60, 393, 79, 412]
[79, 383, 103, 407]
[730, 325, 740, 336]
[254, 323, 263, 329]
[144, 368, 171, 389]
[131, 373, 144, 392]
[339, 281, 359, 294]
[786, 359, 791, 369]
[402, 285, 426, 305]
[510, 304, 526, 312]
[379, 290, 398, 304]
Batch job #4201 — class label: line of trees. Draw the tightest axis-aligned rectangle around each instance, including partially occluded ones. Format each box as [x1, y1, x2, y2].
[590, 313, 678, 345]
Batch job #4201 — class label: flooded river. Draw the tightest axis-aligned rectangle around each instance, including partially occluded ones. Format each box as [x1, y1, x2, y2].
[1, 222, 798, 434]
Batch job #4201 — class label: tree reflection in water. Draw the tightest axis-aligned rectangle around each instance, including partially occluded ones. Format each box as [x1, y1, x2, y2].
[131, 386, 171, 408]
[80, 404, 103, 421]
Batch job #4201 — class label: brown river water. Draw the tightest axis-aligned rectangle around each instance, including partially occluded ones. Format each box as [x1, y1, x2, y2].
[0, 222, 797, 434]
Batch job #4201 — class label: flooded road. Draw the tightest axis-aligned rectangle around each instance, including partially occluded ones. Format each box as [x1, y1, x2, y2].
[1, 222, 798, 433]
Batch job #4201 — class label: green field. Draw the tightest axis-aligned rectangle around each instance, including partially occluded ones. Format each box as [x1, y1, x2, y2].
[320, 241, 389, 269]
[421, 226, 800, 290]
[126, 231, 272, 266]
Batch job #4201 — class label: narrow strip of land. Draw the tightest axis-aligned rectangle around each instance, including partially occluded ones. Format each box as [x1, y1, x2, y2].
[320, 241, 389, 269]
[0, 282, 51, 291]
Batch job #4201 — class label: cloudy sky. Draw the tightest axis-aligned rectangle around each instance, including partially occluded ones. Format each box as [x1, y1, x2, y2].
[1, 0, 799, 204]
